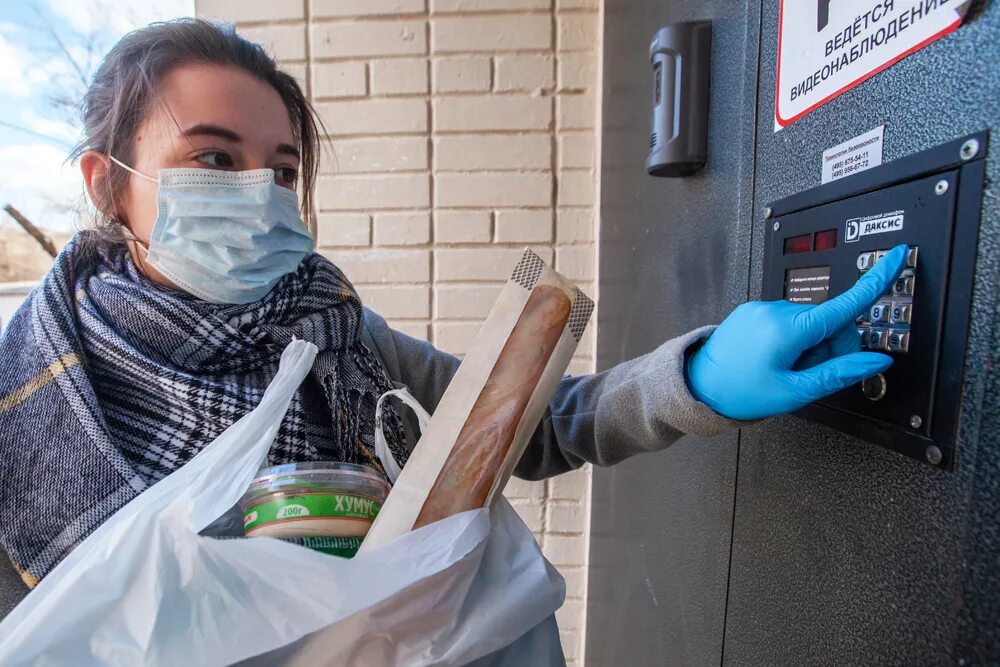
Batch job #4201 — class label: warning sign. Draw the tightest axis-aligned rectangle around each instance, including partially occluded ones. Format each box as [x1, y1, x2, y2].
[775, 0, 970, 131]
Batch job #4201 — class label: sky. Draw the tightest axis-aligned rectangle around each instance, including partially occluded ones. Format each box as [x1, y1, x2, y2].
[0, 0, 195, 233]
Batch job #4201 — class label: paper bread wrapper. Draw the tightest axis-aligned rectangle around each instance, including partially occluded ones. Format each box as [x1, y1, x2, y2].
[360, 249, 594, 552]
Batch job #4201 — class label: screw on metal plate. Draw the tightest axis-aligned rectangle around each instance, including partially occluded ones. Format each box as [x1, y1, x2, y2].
[934, 179, 949, 195]
[772, 221, 780, 232]
[925, 445, 943, 466]
[909, 415, 923, 429]
[764, 207, 773, 219]
[960, 138, 979, 161]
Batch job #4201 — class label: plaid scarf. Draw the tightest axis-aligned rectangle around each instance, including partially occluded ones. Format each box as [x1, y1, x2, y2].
[0, 233, 406, 587]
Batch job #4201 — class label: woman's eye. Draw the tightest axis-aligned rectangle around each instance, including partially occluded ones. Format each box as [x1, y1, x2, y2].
[195, 151, 235, 168]
[275, 166, 299, 185]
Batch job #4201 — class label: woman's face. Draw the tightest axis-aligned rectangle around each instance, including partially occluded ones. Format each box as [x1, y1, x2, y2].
[81, 62, 300, 289]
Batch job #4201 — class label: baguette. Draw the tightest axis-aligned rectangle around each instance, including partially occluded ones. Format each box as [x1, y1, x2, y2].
[413, 284, 572, 528]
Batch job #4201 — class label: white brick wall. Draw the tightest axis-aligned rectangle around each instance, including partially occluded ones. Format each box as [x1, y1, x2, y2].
[193, 1, 601, 662]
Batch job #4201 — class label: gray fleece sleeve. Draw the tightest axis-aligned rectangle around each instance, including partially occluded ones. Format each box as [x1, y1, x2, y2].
[513, 326, 744, 480]
[362, 310, 742, 481]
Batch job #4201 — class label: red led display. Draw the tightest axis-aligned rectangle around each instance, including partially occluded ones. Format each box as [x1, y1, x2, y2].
[783, 233, 812, 255]
[814, 229, 838, 251]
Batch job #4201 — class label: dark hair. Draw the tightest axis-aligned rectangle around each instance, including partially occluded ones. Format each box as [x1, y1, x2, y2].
[71, 18, 324, 245]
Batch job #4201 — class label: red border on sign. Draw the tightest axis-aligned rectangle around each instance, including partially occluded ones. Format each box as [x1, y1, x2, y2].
[774, 0, 962, 128]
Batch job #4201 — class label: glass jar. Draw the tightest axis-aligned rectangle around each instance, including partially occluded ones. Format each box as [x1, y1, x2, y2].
[240, 462, 390, 557]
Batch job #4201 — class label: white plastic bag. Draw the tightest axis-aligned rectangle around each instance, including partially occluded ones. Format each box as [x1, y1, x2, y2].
[374, 387, 431, 484]
[0, 341, 566, 666]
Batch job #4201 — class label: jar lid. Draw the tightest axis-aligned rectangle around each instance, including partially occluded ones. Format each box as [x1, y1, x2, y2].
[248, 461, 390, 494]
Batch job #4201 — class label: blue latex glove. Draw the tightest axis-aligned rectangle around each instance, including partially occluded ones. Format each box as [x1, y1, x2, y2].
[687, 244, 909, 421]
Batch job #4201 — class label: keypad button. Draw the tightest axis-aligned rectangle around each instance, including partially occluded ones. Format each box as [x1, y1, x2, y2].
[868, 329, 888, 350]
[893, 276, 915, 296]
[887, 331, 910, 353]
[907, 247, 919, 268]
[857, 327, 870, 348]
[890, 303, 911, 324]
[856, 252, 875, 272]
[874, 250, 887, 263]
[870, 303, 891, 323]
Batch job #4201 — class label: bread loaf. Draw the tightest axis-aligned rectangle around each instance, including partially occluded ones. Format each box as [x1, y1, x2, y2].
[413, 284, 572, 528]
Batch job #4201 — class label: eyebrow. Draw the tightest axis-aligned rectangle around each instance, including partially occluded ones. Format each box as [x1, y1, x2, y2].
[180, 123, 300, 160]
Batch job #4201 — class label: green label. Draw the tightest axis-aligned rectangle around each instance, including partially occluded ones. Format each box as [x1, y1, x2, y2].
[244, 492, 382, 534]
[281, 536, 364, 559]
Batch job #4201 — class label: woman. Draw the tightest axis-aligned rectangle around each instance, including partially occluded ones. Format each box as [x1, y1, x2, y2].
[0, 19, 905, 606]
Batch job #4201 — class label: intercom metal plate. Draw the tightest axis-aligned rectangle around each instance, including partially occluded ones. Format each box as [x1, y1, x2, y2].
[762, 132, 987, 468]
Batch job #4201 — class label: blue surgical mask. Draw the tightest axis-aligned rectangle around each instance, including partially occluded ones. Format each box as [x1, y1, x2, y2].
[108, 156, 315, 304]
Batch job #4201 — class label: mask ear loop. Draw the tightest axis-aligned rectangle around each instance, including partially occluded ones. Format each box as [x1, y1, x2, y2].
[105, 155, 156, 257]
[106, 154, 159, 184]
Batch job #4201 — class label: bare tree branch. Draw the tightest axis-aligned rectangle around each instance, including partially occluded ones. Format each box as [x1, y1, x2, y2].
[3, 205, 58, 258]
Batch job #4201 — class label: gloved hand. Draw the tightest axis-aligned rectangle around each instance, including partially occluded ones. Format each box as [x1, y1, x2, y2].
[687, 244, 909, 421]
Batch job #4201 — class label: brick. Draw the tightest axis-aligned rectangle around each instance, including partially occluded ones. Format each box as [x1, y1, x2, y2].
[557, 170, 594, 207]
[560, 630, 581, 660]
[431, 0, 550, 10]
[558, 52, 597, 91]
[560, 567, 586, 599]
[556, 244, 594, 281]
[432, 57, 491, 92]
[437, 172, 551, 207]
[567, 356, 595, 378]
[434, 210, 492, 244]
[239, 25, 307, 61]
[357, 285, 430, 319]
[555, 608, 583, 638]
[434, 134, 550, 171]
[435, 284, 504, 319]
[198, 0, 303, 22]
[432, 15, 550, 53]
[316, 212, 370, 247]
[546, 501, 585, 533]
[558, 132, 595, 168]
[389, 320, 430, 340]
[328, 137, 428, 174]
[280, 63, 307, 92]
[433, 96, 551, 132]
[557, 93, 596, 129]
[545, 535, 586, 568]
[312, 62, 367, 98]
[558, 13, 598, 51]
[548, 466, 588, 500]
[433, 321, 482, 355]
[556, 207, 594, 243]
[318, 174, 431, 210]
[374, 212, 431, 245]
[436, 247, 552, 281]
[321, 249, 430, 284]
[504, 475, 545, 501]
[509, 499, 544, 533]
[371, 59, 429, 96]
[311, 20, 426, 59]
[312, 0, 425, 17]
[494, 54, 554, 92]
[494, 209, 553, 243]
[316, 99, 428, 135]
